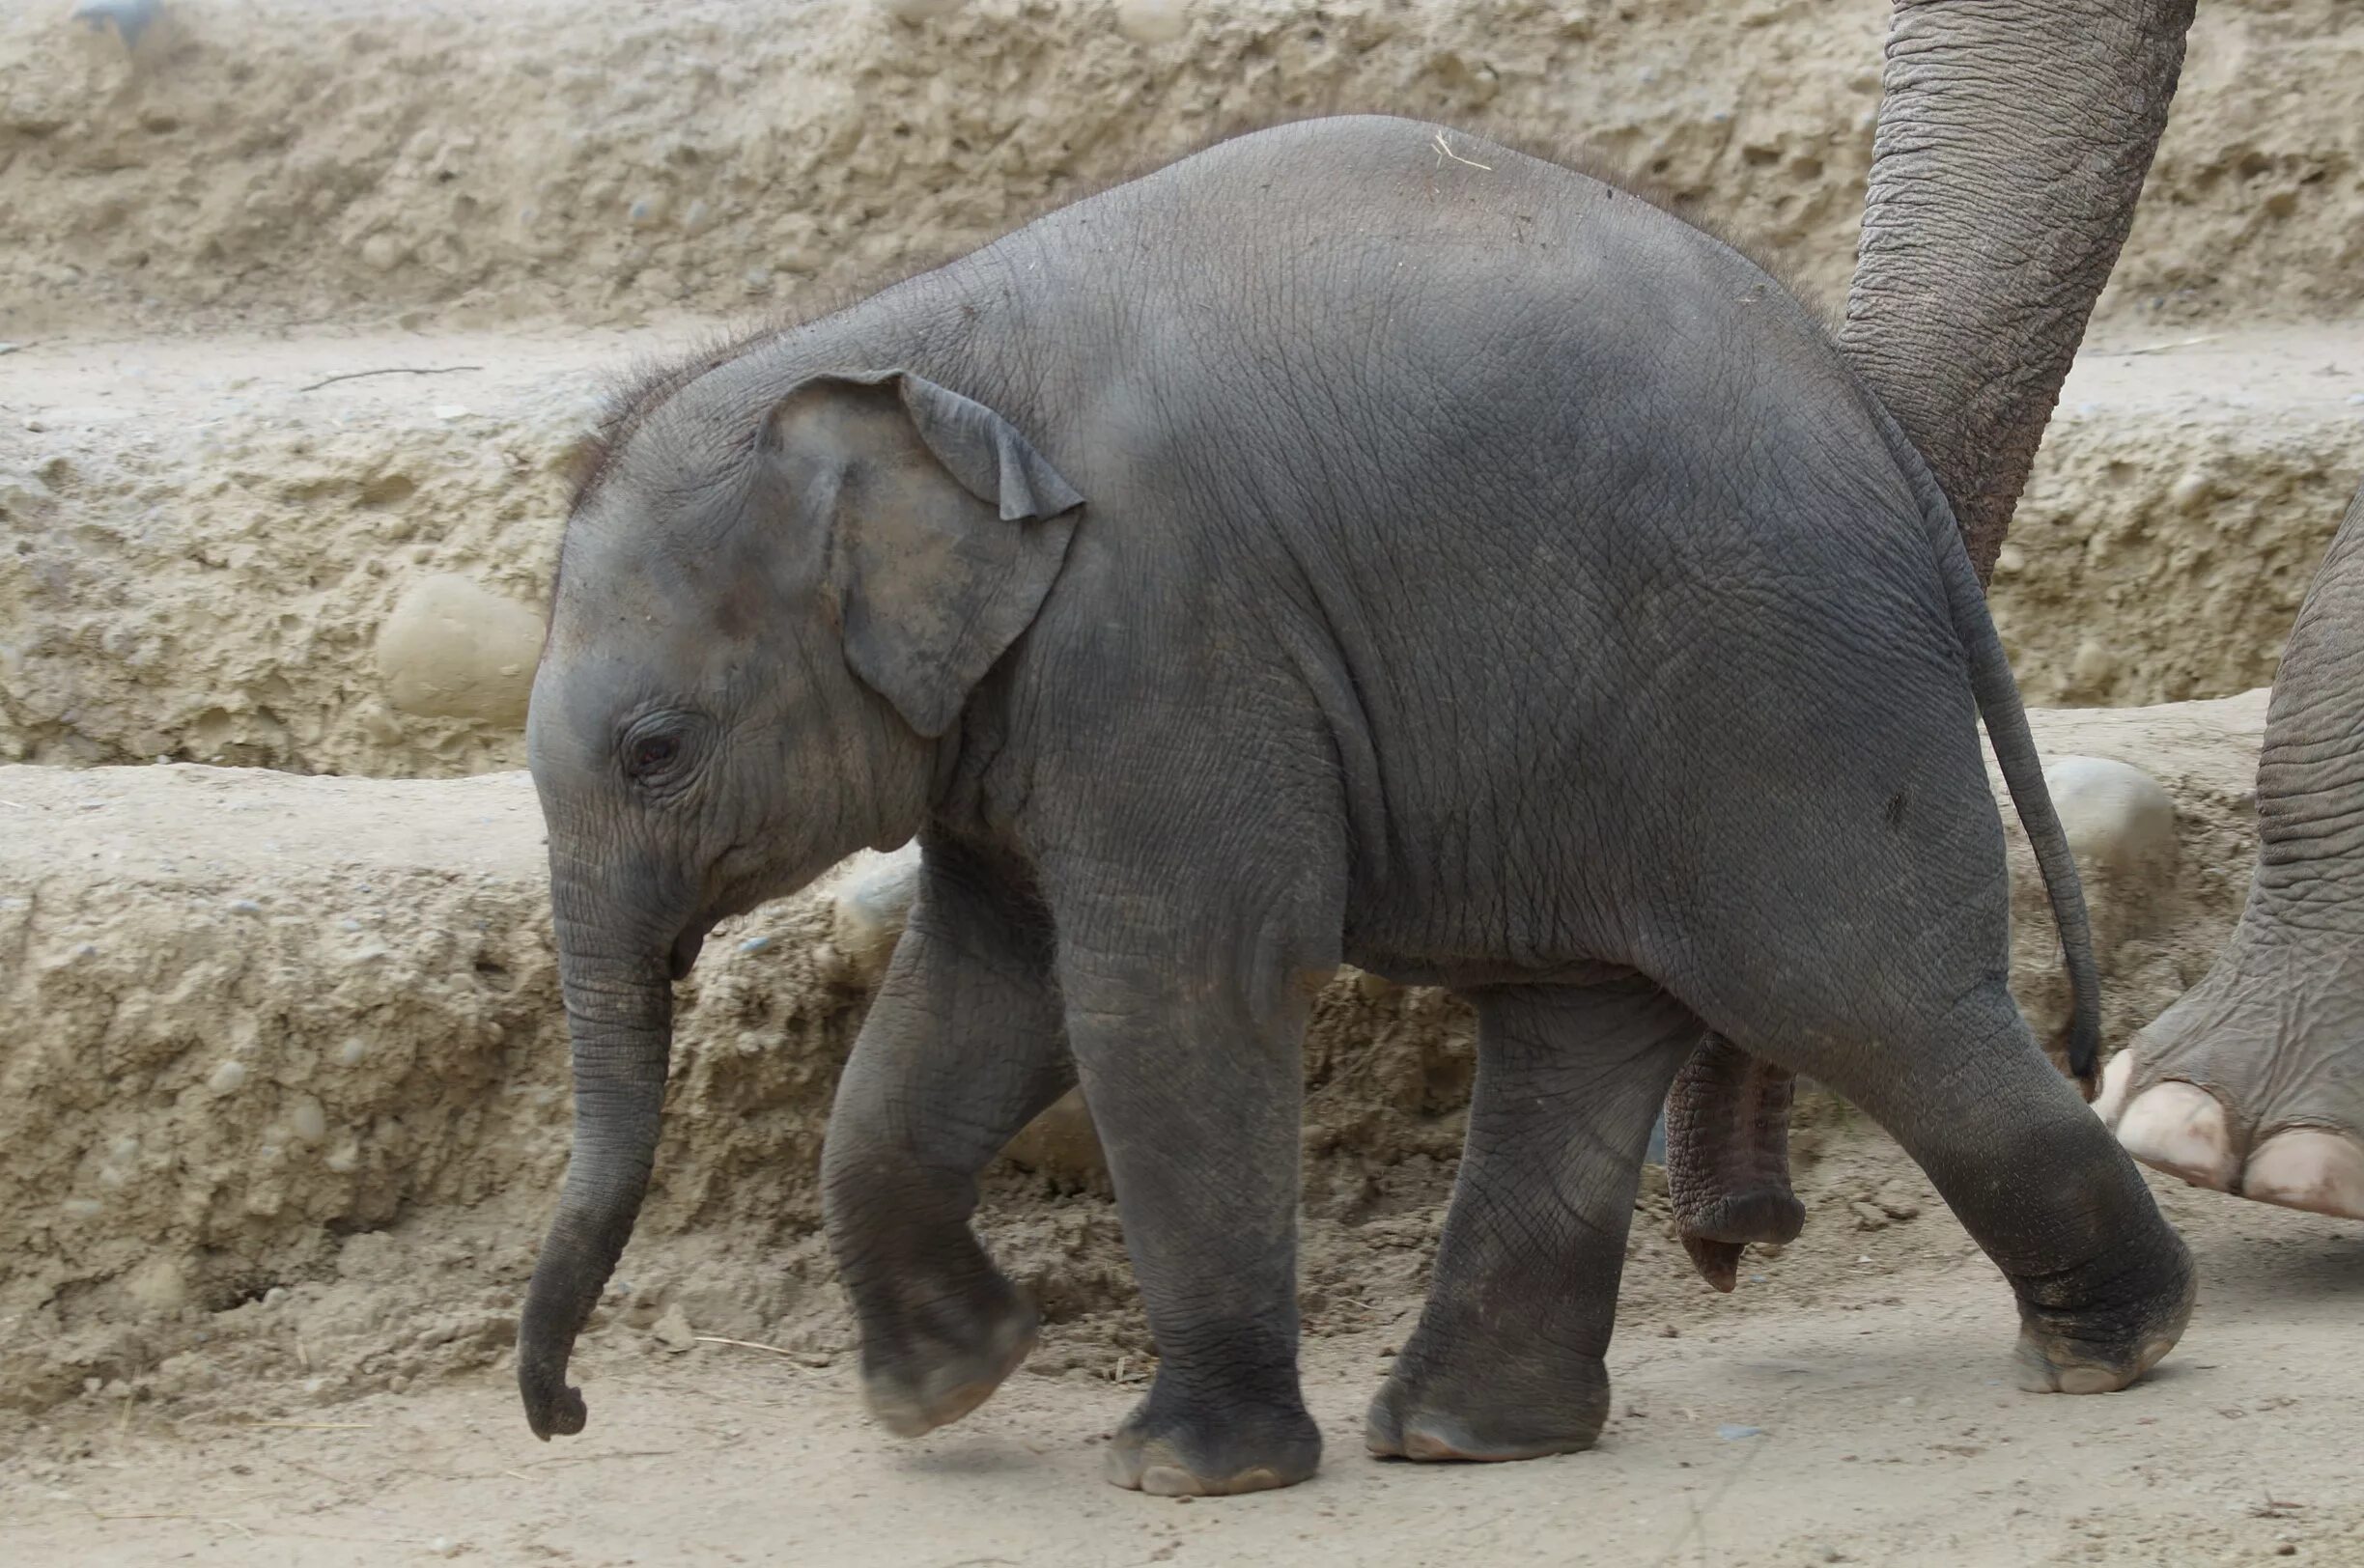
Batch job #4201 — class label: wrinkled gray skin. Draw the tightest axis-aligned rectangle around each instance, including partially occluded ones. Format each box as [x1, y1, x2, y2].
[518, 114, 2193, 1496]
[1665, 0, 2207, 1280]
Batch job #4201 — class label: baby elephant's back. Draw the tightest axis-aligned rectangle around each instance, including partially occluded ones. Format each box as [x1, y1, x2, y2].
[1084, 117, 1949, 617]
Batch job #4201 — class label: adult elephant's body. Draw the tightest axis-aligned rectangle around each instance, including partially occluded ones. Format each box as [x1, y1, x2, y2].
[519, 115, 2191, 1496]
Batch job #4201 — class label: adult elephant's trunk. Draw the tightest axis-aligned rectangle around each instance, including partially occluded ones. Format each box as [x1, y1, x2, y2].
[1840, 0, 2195, 583]
[517, 885, 676, 1440]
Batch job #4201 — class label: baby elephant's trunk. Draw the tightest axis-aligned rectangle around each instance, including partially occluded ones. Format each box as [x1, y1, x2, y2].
[517, 900, 676, 1440]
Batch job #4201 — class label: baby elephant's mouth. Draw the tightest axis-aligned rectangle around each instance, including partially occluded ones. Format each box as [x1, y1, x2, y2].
[667, 921, 712, 981]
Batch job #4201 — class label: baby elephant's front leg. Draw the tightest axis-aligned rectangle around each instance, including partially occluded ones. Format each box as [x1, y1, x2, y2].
[821, 846, 1074, 1439]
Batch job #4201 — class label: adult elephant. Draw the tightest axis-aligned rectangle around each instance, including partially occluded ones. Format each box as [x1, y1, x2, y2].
[1677, 0, 2363, 1271]
[2097, 483, 2364, 1217]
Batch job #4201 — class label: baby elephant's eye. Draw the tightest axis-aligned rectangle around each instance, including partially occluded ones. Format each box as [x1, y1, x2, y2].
[624, 733, 682, 779]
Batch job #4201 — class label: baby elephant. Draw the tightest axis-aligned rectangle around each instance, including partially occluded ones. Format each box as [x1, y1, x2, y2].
[516, 115, 2193, 1496]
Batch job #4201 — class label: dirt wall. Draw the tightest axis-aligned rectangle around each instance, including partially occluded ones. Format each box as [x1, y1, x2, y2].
[4, 0, 2356, 338]
[5, 1, 2358, 776]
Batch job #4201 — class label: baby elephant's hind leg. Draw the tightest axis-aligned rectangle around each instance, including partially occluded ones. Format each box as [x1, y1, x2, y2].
[1777, 984, 2194, 1394]
[1367, 977, 1700, 1462]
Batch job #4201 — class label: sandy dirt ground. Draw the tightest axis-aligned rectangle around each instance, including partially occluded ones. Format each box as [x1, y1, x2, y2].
[7, 1134, 2362, 1568]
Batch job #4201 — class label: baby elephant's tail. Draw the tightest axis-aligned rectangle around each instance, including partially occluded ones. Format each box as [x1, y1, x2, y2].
[1939, 533, 2102, 1090]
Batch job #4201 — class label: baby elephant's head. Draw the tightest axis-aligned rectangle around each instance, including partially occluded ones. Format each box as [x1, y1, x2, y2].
[515, 362, 1082, 1443]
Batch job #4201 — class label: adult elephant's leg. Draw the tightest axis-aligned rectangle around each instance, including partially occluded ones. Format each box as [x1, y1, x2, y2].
[2099, 481, 2364, 1219]
[1050, 862, 1337, 1498]
[1664, 1035, 1806, 1291]
[1366, 977, 1700, 1462]
[821, 836, 1076, 1438]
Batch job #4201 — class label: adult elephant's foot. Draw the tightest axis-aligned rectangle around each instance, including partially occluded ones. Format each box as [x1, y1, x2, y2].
[1364, 1347, 1607, 1462]
[856, 1268, 1038, 1438]
[2097, 939, 2364, 1220]
[1665, 1034, 1807, 1291]
[1103, 1380, 1321, 1497]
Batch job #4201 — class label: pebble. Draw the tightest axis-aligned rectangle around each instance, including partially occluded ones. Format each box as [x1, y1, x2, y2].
[737, 935, 772, 954]
[432, 405, 470, 421]
[1849, 1200, 1889, 1230]
[264, 1286, 289, 1308]
[288, 1095, 327, 1143]
[652, 1302, 697, 1352]
[207, 1059, 248, 1095]
[1716, 1423, 1765, 1441]
[1111, 0, 1188, 44]
[0, 342, 18, 354]
[226, 898, 264, 915]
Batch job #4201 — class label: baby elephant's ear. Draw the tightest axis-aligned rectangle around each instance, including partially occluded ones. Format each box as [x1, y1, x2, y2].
[769, 371, 1085, 740]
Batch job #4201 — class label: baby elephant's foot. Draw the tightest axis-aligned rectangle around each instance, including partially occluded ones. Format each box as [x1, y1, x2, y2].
[2010, 1239, 2197, 1395]
[857, 1272, 1038, 1438]
[1365, 1349, 1608, 1462]
[1103, 1383, 1321, 1497]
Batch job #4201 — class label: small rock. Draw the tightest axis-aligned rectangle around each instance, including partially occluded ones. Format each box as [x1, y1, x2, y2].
[1849, 1201, 1888, 1231]
[432, 404, 470, 421]
[652, 1302, 696, 1353]
[360, 233, 404, 272]
[875, 0, 967, 21]
[226, 898, 263, 915]
[375, 574, 545, 723]
[1112, 0, 1189, 45]
[287, 1094, 327, 1144]
[828, 843, 921, 986]
[207, 1059, 248, 1096]
[736, 935, 772, 955]
[1873, 1182, 1921, 1221]
[0, 342, 17, 355]
[1716, 1423, 1765, 1441]
[2167, 470, 2213, 515]
[264, 1286, 289, 1308]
